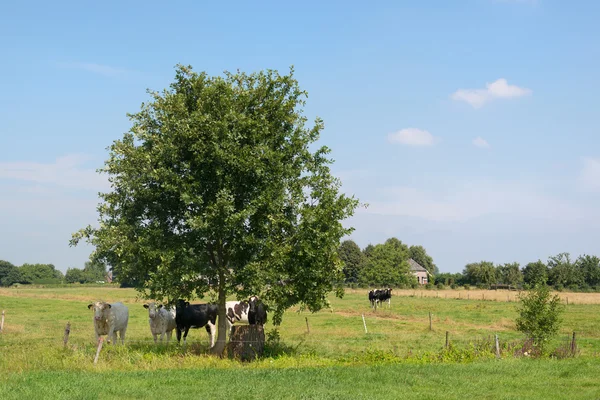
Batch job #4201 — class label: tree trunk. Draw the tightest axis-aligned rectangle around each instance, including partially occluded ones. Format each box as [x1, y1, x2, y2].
[227, 325, 265, 361]
[210, 270, 228, 356]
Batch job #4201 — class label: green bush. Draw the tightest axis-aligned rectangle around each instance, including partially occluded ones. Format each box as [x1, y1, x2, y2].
[436, 283, 445, 290]
[515, 284, 564, 354]
[463, 284, 470, 290]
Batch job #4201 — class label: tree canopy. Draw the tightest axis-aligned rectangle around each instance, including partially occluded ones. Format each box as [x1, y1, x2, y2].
[70, 65, 359, 354]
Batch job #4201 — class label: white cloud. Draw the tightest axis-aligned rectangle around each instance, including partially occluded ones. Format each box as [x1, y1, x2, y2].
[578, 157, 600, 192]
[387, 128, 439, 146]
[451, 79, 532, 108]
[363, 182, 582, 223]
[0, 154, 109, 191]
[472, 137, 491, 148]
[57, 62, 130, 77]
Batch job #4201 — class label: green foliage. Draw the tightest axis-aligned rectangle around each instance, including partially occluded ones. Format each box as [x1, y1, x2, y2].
[522, 260, 548, 286]
[497, 262, 523, 287]
[359, 238, 414, 287]
[70, 64, 359, 335]
[338, 240, 366, 284]
[0, 260, 21, 286]
[462, 261, 496, 286]
[547, 253, 581, 289]
[18, 263, 64, 284]
[515, 284, 564, 353]
[575, 254, 600, 287]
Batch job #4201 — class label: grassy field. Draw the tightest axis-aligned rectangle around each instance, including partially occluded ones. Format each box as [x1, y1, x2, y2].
[1, 286, 600, 398]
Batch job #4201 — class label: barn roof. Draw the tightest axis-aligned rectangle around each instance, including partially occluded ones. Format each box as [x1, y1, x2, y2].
[408, 258, 429, 273]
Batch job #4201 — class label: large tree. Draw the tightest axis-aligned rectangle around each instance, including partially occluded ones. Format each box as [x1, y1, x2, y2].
[338, 240, 366, 284]
[359, 238, 414, 287]
[70, 65, 359, 355]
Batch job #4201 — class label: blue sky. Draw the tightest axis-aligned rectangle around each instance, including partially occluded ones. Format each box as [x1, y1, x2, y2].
[1, 0, 599, 273]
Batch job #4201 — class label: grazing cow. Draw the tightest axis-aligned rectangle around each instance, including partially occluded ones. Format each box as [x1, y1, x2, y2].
[174, 299, 218, 347]
[143, 302, 177, 344]
[368, 288, 393, 309]
[88, 301, 129, 344]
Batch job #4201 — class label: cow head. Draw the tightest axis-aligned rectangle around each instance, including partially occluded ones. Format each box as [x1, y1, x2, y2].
[248, 296, 259, 313]
[88, 301, 111, 321]
[143, 302, 163, 319]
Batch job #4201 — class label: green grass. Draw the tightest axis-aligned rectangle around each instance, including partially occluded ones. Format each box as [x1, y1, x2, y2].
[2, 359, 600, 399]
[1, 286, 600, 398]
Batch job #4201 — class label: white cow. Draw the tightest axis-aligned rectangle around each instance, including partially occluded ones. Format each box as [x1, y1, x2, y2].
[88, 301, 129, 345]
[143, 302, 176, 344]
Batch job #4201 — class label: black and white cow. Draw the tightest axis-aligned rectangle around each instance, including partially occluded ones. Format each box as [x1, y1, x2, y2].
[248, 296, 267, 325]
[174, 299, 218, 347]
[368, 288, 392, 309]
[225, 296, 267, 335]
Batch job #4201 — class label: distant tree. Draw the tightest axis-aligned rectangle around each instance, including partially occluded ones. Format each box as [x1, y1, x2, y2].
[497, 262, 523, 287]
[83, 261, 107, 282]
[359, 237, 414, 287]
[0, 260, 17, 286]
[462, 261, 496, 287]
[434, 272, 463, 286]
[65, 268, 86, 284]
[547, 253, 581, 289]
[522, 260, 548, 286]
[19, 263, 64, 284]
[516, 283, 564, 353]
[408, 245, 438, 275]
[576, 254, 600, 288]
[0, 260, 22, 286]
[338, 240, 366, 284]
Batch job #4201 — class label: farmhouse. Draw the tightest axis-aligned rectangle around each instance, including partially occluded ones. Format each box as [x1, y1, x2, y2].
[409, 258, 430, 285]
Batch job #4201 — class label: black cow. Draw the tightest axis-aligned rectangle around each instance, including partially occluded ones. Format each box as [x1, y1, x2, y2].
[368, 288, 392, 309]
[248, 296, 267, 325]
[175, 299, 218, 347]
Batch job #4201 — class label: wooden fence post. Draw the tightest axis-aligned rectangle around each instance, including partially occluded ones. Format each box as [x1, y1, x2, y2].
[362, 314, 368, 334]
[445, 331, 449, 348]
[305, 317, 310, 334]
[571, 332, 577, 355]
[63, 322, 71, 348]
[93, 337, 104, 365]
[0, 310, 4, 333]
[467, 293, 470, 300]
[429, 312, 432, 331]
[495, 334, 500, 358]
[566, 297, 569, 305]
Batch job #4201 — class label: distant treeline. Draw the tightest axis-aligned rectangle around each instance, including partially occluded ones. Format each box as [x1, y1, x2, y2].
[339, 239, 600, 292]
[0, 260, 107, 286]
[435, 253, 600, 292]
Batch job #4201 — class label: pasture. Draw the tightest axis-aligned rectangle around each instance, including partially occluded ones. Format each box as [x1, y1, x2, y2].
[1, 286, 600, 399]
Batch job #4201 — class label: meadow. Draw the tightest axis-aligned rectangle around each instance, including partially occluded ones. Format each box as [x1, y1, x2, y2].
[1, 286, 600, 399]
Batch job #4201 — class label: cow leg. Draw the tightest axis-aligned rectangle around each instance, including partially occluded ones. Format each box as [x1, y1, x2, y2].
[159, 331, 165, 343]
[183, 327, 190, 346]
[120, 327, 127, 345]
[166, 330, 172, 344]
[153, 332, 158, 344]
[107, 326, 115, 345]
[205, 322, 216, 348]
[176, 327, 182, 344]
